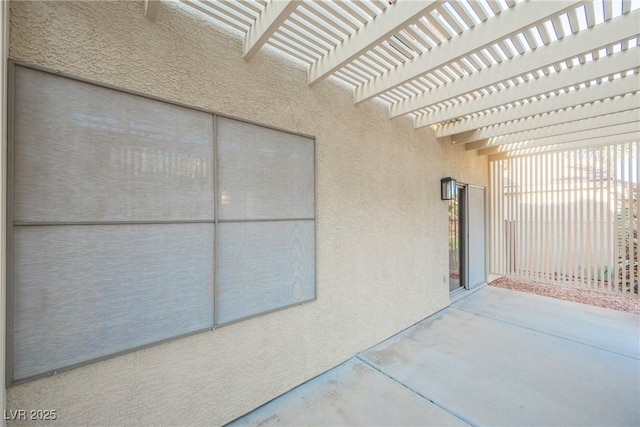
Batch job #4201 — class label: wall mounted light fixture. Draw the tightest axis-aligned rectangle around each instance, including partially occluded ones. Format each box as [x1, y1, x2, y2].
[441, 177, 457, 200]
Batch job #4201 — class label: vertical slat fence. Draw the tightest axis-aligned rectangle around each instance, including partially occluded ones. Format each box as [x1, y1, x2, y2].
[489, 141, 639, 297]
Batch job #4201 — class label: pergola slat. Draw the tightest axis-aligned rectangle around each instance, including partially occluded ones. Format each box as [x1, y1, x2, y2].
[432, 75, 638, 135]
[450, 93, 640, 144]
[243, 0, 300, 59]
[415, 47, 640, 126]
[478, 122, 640, 156]
[354, 1, 582, 104]
[307, 0, 440, 85]
[465, 108, 640, 151]
[391, 10, 640, 119]
[178, 0, 640, 155]
[488, 132, 639, 160]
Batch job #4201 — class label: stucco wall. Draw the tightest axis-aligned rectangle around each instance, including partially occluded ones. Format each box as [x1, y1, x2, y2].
[7, 1, 488, 425]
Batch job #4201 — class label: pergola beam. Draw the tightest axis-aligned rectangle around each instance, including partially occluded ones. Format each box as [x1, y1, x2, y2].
[416, 48, 639, 127]
[307, 0, 439, 85]
[395, 10, 639, 119]
[432, 74, 639, 136]
[465, 108, 640, 150]
[452, 93, 640, 144]
[488, 132, 640, 160]
[145, 0, 160, 22]
[243, 0, 300, 60]
[478, 121, 640, 155]
[356, 0, 581, 104]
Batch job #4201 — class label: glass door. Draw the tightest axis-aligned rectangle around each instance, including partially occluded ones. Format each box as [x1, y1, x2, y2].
[449, 185, 465, 292]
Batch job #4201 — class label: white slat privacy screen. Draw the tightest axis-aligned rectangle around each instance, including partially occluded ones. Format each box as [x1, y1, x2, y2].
[490, 142, 638, 297]
[8, 64, 316, 384]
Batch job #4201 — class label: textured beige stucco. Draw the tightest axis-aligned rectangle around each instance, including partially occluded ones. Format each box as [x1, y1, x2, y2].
[7, 1, 488, 425]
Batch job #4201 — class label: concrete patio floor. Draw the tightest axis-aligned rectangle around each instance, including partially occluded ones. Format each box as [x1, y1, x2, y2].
[228, 286, 640, 426]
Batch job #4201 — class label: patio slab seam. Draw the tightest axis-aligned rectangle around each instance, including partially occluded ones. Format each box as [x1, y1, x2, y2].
[354, 354, 476, 427]
[228, 287, 639, 426]
[451, 306, 640, 360]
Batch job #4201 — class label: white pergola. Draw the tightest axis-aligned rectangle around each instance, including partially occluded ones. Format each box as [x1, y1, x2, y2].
[152, 0, 639, 158]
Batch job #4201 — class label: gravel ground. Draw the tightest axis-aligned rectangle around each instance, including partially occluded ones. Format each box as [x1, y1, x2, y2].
[490, 276, 640, 315]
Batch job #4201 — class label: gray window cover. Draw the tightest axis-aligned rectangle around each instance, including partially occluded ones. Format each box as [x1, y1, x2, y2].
[9, 65, 316, 383]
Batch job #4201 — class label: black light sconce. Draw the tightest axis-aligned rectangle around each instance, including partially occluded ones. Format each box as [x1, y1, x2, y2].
[441, 177, 457, 200]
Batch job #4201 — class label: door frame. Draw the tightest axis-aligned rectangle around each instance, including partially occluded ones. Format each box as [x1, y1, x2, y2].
[450, 183, 487, 295]
[464, 184, 487, 290]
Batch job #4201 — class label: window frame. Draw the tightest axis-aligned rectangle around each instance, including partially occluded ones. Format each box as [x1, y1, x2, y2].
[6, 60, 317, 386]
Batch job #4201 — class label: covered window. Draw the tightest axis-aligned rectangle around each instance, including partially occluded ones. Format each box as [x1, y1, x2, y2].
[7, 64, 316, 384]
